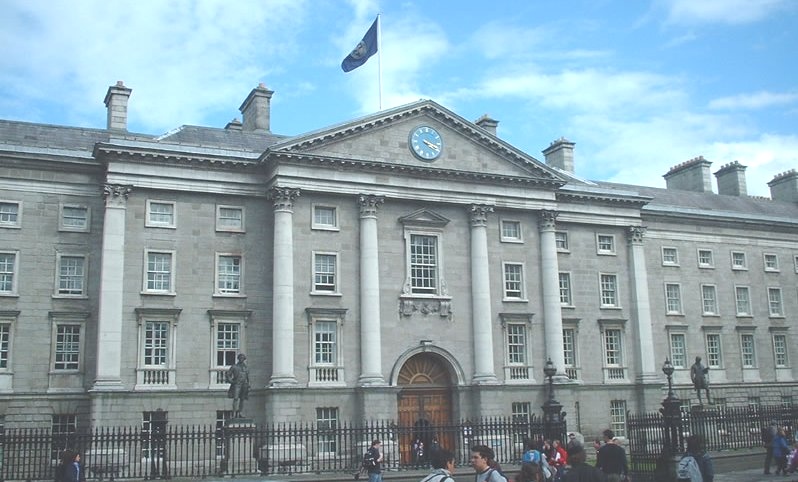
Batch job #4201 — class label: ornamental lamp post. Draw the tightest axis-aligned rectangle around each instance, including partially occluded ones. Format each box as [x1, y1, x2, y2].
[541, 358, 565, 442]
[660, 358, 683, 455]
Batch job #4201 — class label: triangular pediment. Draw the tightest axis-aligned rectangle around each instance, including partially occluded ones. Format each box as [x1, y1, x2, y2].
[398, 208, 450, 228]
[263, 100, 567, 189]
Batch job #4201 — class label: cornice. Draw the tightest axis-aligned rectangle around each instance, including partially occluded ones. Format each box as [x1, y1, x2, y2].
[556, 190, 652, 207]
[93, 142, 261, 169]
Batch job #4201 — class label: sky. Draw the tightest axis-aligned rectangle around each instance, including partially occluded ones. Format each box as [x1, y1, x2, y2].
[1, 0, 796, 197]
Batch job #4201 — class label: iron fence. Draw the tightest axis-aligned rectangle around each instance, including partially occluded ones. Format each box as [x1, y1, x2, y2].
[0, 416, 549, 481]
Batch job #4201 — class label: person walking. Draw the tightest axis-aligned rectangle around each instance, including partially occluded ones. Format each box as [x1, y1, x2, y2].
[471, 445, 508, 482]
[55, 450, 82, 482]
[562, 444, 606, 482]
[763, 421, 778, 475]
[774, 428, 790, 475]
[366, 439, 384, 482]
[680, 434, 714, 482]
[595, 430, 627, 482]
[419, 448, 455, 482]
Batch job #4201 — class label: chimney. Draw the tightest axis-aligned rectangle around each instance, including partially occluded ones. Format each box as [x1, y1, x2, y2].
[714, 161, 747, 196]
[239, 83, 274, 133]
[542, 137, 575, 174]
[225, 118, 243, 131]
[474, 114, 498, 136]
[768, 169, 798, 203]
[663, 156, 713, 193]
[104, 81, 132, 131]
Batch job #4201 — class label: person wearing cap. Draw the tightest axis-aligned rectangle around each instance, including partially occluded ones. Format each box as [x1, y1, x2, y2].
[566, 433, 581, 451]
[562, 444, 606, 482]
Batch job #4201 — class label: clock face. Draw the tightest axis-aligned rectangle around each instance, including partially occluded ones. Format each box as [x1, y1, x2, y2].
[409, 126, 443, 161]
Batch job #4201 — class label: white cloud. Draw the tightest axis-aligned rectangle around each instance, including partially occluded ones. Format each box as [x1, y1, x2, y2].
[709, 91, 798, 110]
[658, 0, 792, 25]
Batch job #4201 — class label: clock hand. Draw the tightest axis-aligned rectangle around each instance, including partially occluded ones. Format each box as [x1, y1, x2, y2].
[422, 139, 440, 151]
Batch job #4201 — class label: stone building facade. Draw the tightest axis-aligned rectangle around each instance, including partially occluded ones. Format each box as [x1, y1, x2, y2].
[0, 82, 796, 440]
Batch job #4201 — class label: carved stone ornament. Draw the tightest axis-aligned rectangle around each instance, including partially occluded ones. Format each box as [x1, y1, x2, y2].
[538, 209, 558, 230]
[469, 204, 494, 227]
[399, 298, 452, 321]
[267, 187, 300, 211]
[627, 226, 647, 244]
[103, 184, 132, 207]
[358, 194, 385, 217]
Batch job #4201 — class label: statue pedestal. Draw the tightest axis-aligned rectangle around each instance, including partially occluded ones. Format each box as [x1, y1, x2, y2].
[222, 419, 257, 475]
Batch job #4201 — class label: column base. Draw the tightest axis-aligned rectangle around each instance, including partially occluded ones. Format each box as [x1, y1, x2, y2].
[89, 379, 125, 392]
[358, 374, 387, 387]
[472, 373, 499, 385]
[268, 376, 298, 388]
[635, 372, 662, 384]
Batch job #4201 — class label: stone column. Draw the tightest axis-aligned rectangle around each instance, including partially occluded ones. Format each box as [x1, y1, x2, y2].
[358, 195, 386, 386]
[93, 184, 131, 391]
[268, 187, 300, 387]
[538, 210, 566, 376]
[470, 204, 498, 384]
[627, 226, 658, 382]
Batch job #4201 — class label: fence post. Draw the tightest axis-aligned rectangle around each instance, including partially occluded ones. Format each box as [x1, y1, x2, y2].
[541, 359, 566, 442]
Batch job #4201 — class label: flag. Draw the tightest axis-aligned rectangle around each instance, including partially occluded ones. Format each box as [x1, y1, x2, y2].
[341, 17, 378, 72]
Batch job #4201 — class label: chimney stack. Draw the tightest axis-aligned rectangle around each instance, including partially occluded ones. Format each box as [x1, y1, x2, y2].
[104, 81, 132, 131]
[239, 83, 274, 133]
[663, 156, 713, 193]
[714, 161, 747, 196]
[542, 137, 575, 174]
[768, 169, 798, 203]
[475, 114, 498, 136]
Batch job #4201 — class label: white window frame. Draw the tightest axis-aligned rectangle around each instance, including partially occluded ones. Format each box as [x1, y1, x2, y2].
[599, 273, 619, 308]
[500, 219, 523, 243]
[145, 200, 176, 228]
[315, 407, 339, 456]
[311, 204, 339, 231]
[404, 230, 445, 296]
[740, 332, 756, 368]
[0, 201, 21, 229]
[600, 322, 627, 382]
[307, 308, 346, 387]
[215, 205, 244, 233]
[697, 248, 714, 268]
[559, 272, 572, 306]
[0, 314, 16, 373]
[54, 253, 88, 298]
[731, 250, 747, 270]
[502, 262, 526, 301]
[143, 250, 176, 295]
[596, 234, 616, 255]
[662, 247, 679, 266]
[555, 231, 569, 252]
[135, 308, 180, 389]
[58, 204, 90, 232]
[208, 310, 248, 387]
[669, 332, 687, 368]
[0, 251, 20, 296]
[312, 251, 340, 295]
[773, 332, 789, 368]
[768, 287, 784, 317]
[665, 283, 683, 315]
[764, 253, 780, 272]
[214, 253, 243, 296]
[562, 326, 579, 380]
[609, 400, 627, 438]
[704, 331, 723, 369]
[500, 314, 534, 383]
[735, 285, 751, 316]
[51, 321, 85, 372]
[51, 414, 77, 460]
[701, 284, 718, 315]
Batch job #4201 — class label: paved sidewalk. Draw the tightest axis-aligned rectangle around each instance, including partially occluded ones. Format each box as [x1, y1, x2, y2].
[716, 469, 798, 482]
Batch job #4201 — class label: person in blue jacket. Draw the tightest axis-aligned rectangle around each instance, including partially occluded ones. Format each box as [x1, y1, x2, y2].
[774, 428, 791, 475]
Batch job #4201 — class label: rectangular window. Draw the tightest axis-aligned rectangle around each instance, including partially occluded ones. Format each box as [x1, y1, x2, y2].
[410, 234, 438, 294]
[60, 205, 89, 232]
[142, 411, 168, 458]
[764, 254, 779, 272]
[313, 253, 338, 293]
[795, 255, 798, 274]
[216, 205, 244, 232]
[144, 322, 169, 367]
[503, 263, 524, 299]
[0, 202, 20, 228]
[558, 272, 572, 305]
[731, 251, 747, 270]
[741, 333, 756, 368]
[597, 234, 615, 255]
[604, 329, 623, 366]
[609, 400, 627, 438]
[312, 205, 338, 230]
[735, 286, 751, 316]
[774, 334, 788, 367]
[215, 411, 234, 457]
[314, 321, 337, 365]
[665, 283, 682, 314]
[145, 251, 174, 293]
[511, 402, 531, 423]
[316, 407, 339, 454]
[215, 323, 240, 369]
[146, 200, 176, 228]
[54, 324, 81, 370]
[506, 324, 527, 365]
[701, 285, 718, 315]
[216, 254, 242, 295]
[698, 249, 714, 268]
[500, 220, 522, 242]
[600, 274, 618, 307]
[669, 333, 686, 368]
[0, 252, 18, 295]
[563, 328, 577, 378]
[768, 288, 784, 316]
[705, 333, 722, 368]
[56, 255, 86, 296]
[0, 324, 9, 369]
[555, 231, 569, 251]
[662, 247, 679, 265]
[51, 414, 77, 460]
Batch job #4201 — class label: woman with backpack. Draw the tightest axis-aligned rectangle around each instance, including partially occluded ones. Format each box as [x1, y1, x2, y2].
[677, 435, 713, 482]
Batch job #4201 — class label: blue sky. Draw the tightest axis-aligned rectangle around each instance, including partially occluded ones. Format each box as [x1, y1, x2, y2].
[1, 0, 796, 197]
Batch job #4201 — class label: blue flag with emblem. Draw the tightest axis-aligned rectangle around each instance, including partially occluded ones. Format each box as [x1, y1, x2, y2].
[341, 17, 379, 72]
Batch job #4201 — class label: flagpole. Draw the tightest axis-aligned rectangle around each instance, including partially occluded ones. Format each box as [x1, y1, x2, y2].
[377, 14, 383, 110]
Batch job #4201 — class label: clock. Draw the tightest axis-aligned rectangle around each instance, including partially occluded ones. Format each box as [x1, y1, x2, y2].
[409, 125, 443, 161]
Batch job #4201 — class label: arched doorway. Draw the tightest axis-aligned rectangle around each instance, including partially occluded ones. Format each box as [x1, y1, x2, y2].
[397, 353, 454, 464]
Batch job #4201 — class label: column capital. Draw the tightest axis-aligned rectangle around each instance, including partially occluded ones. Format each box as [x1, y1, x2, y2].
[103, 184, 132, 207]
[469, 204, 494, 227]
[538, 209, 558, 231]
[627, 225, 647, 244]
[267, 187, 300, 211]
[358, 194, 385, 218]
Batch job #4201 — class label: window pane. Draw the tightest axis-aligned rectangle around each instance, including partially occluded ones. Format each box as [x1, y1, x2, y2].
[144, 322, 169, 366]
[0, 324, 9, 369]
[315, 321, 337, 365]
[559, 273, 571, 305]
[502, 221, 521, 240]
[0, 253, 15, 293]
[218, 207, 243, 229]
[600, 275, 617, 306]
[555, 232, 568, 250]
[701, 285, 717, 314]
[314, 254, 337, 292]
[149, 202, 174, 224]
[410, 235, 437, 294]
[314, 206, 336, 227]
[217, 256, 241, 294]
[54, 325, 80, 370]
[563, 329, 576, 367]
[666, 284, 682, 313]
[706, 334, 722, 368]
[147, 253, 172, 291]
[774, 334, 788, 367]
[741, 334, 755, 367]
[58, 256, 85, 295]
[216, 323, 240, 367]
[604, 329, 622, 365]
[507, 324, 526, 365]
[670, 334, 686, 368]
[736, 287, 750, 315]
[504, 264, 523, 298]
[62, 206, 88, 229]
[0, 203, 19, 225]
